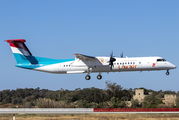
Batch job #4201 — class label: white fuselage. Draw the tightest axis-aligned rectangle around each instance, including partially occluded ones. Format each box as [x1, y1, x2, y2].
[6, 39, 176, 80]
[34, 56, 176, 74]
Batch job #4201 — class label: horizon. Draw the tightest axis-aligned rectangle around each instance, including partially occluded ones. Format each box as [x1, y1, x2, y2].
[0, 81, 177, 93]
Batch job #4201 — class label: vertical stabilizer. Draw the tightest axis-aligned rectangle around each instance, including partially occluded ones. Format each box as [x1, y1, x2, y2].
[6, 39, 38, 64]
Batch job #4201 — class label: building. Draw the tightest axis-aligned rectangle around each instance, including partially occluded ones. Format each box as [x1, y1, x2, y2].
[133, 89, 147, 104]
[133, 89, 177, 107]
[164, 94, 177, 107]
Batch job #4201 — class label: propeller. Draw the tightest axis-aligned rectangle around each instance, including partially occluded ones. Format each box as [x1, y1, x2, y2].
[108, 51, 116, 70]
[120, 52, 123, 58]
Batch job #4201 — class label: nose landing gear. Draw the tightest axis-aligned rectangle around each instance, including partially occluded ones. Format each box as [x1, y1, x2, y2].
[166, 70, 169, 75]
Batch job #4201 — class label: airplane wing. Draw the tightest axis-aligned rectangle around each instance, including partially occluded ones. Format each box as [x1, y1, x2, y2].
[74, 53, 96, 60]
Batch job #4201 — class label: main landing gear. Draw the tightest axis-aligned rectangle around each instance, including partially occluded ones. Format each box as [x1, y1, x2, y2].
[85, 74, 102, 80]
[97, 75, 102, 80]
[85, 75, 91, 80]
[85, 72, 102, 80]
[97, 73, 102, 80]
[166, 70, 169, 75]
[85, 68, 92, 80]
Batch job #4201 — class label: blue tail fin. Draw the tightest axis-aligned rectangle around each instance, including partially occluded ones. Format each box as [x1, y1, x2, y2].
[6, 39, 38, 64]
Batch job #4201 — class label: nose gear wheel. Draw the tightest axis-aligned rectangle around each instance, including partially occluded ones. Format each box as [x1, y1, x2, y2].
[166, 70, 169, 75]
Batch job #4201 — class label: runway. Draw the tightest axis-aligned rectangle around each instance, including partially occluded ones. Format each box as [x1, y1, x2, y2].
[1, 108, 179, 114]
[0, 108, 93, 114]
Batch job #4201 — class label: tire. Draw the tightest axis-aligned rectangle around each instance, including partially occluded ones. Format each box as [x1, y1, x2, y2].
[97, 75, 102, 80]
[85, 75, 91, 80]
[166, 72, 169, 75]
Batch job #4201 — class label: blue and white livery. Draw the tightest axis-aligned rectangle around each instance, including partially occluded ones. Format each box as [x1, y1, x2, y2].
[6, 39, 176, 80]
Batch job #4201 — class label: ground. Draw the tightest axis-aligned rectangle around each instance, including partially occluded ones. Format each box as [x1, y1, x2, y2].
[1, 114, 179, 120]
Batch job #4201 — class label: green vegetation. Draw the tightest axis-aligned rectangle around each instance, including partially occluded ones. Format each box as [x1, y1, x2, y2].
[0, 81, 178, 108]
[142, 94, 163, 108]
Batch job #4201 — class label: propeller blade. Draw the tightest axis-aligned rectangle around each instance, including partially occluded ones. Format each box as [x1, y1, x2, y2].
[120, 52, 123, 58]
[109, 51, 116, 70]
[111, 57, 116, 62]
[110, 51, 113, 57]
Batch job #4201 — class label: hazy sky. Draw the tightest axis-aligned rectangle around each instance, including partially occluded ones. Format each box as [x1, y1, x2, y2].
[0, 0, 179, 91]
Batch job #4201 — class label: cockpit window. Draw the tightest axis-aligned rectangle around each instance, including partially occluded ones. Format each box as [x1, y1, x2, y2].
[157, 59, 167, 62]
[163, 59, 166, 61]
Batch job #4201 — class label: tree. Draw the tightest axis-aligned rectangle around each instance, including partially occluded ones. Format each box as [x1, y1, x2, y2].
[175, 97, 179, 108]
[156, 90, 164, 98]
[110, 97, 127, 108]
[12, 97, 22, 104]
[105, 81, 123, 99]
[142, 94, 163, 108]
[131, 99, 141, 108]
[36, 98, 74, 108]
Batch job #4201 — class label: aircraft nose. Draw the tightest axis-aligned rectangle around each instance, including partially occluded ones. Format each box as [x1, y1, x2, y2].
[167, 62, 176, 69]
[174, 65, 177, 69]
[171, 63, 176, 69]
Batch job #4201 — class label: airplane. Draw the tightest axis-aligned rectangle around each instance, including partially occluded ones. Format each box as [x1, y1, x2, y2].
[6, 39, 176, 80]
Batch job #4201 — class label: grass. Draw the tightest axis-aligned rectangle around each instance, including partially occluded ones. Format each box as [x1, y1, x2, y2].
[0, 113, 179, 120]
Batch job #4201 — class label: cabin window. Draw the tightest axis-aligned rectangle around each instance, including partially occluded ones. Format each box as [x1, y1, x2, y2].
[133, 62, 135, 64]
[131, 62, 132, 64]
[64, 65, 65, 67]
[125, 62, 127, 64]
[139, 62, 141, 64]
[117, 63, 119, 65]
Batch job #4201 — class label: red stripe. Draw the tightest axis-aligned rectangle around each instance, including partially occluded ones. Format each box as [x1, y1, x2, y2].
[5, 39, 28, 51]
[5, 39, 26, 43]
[93, 108, 179, 112]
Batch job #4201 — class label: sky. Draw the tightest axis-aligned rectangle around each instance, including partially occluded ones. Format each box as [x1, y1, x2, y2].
[0, 0, 179, 91]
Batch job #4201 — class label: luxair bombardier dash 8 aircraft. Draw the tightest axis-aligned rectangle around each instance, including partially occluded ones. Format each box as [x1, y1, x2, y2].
[6, 39, 176, 80]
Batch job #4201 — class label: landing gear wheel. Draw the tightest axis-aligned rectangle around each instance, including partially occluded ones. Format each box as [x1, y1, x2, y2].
[166, 71, 169, 75]
[85, 75, 91, 80]
[97, 75, 102, 80]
